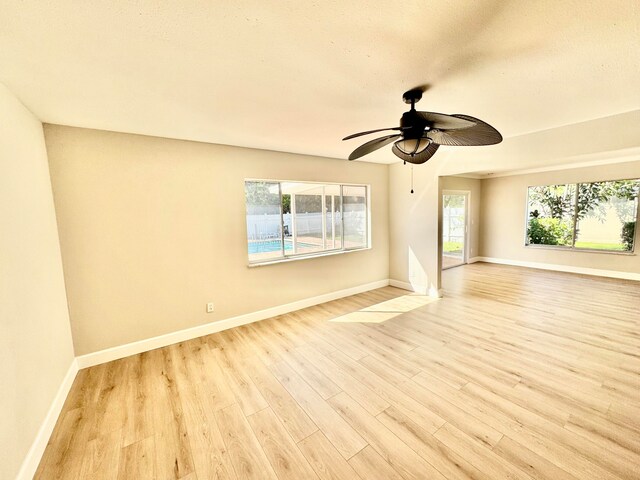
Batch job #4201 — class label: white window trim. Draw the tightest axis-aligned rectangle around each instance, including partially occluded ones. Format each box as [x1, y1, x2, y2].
[244, 179, 371, 266]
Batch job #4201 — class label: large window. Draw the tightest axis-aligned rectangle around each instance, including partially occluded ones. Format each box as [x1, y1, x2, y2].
[245, 180, 369, 263]
[525, 179, 640, 252]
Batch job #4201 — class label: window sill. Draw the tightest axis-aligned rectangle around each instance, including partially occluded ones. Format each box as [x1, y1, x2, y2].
[248, 246, 371, 267]
[524, 244, 636, 256]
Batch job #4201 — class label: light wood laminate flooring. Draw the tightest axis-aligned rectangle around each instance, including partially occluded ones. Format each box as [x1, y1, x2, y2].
[36, 263, 640, 479]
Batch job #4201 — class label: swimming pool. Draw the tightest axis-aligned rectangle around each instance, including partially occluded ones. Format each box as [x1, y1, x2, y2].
[248, 239, 321, 255]
[248, 239, 294, 254]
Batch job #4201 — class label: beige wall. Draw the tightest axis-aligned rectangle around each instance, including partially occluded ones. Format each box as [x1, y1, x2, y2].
[480, 160, 640, 273]
[441, 176, 482, 261]
[0, 84, 74, 479]
[45, 125, 390, 355]
[388, 160, 444, 295]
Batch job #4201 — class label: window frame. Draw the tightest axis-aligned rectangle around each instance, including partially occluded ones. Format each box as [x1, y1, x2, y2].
[244, 178, 371, 266]
[523, 177, 640, 255]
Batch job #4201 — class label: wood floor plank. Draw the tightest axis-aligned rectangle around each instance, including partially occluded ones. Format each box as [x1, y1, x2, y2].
[328, 391, 448, 480]
[564, 412, 640, 457]
[154, 417, 196, 480]
[77, 428, 123, 479]
[328, 349, 447, 434]
[400, 378, 504, 448]
[377, 405, 489, 480]
[297, 431, 362, 480]
[268, 360, 367, 459]
[215, 404, 278, 480]
[181, 381, 236, 479]
[247, 408, 319, 480]
[347, 445, 404, 480]
[36, 407, 96, 479]
[433, 423, 533, 480]
[296, 344, 391, 416]
[117, 436, 156, 480]
[281, 349, 342, 400]
[122, 354, 154, 447]
[241, 354, 318, 443]
[492, 435, 580, 480]
[212, 346, 269, 416]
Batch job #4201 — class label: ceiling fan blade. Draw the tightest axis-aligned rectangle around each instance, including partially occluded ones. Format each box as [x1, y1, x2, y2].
[348, 134, 401, 160]
[428, 114, 502, 146]
[416, 112, 476, 130]
[343, 127, 402, 141]
[392, 142, 440, 164]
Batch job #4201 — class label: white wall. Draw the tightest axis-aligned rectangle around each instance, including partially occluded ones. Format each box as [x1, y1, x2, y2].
[480, 160, 640, 275]
[45, 125, 390, 356]
[0, 84, 75, 479]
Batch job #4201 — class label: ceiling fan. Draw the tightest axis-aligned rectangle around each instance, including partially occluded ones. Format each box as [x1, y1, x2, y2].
[343, 87, 503, 164]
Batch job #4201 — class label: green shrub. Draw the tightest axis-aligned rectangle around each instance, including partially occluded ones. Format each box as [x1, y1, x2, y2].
[443, 241, 463, 253]
[527, 217, 573, 246]
[621, 221, 636, 251]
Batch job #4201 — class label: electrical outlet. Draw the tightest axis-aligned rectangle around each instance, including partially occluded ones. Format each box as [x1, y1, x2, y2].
[206, 302, 214, 313]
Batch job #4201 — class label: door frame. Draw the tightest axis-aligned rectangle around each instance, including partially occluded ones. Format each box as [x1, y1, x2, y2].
[442, 190, 471, 269]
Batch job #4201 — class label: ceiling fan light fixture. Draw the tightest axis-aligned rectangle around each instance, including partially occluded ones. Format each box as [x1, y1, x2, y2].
[394, 137, 432, 156]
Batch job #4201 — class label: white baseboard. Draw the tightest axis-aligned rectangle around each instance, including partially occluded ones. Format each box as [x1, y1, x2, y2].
[475, 256, 640, 281]
[76, 279, 391, 369]
[388, 279, 442, 298]
[468, 256, 481, 264]
[388, 279, 414, 291]
[17, 358, 78, 480]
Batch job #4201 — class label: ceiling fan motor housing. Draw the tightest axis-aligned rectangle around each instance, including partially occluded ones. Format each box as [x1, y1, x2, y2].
[400, 111, 428, 139]
[396, 110, 432, 156]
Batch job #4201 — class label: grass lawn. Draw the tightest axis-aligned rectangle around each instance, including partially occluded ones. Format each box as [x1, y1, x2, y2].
[444, 241, 463, 253]
[574, 241, 627, 251]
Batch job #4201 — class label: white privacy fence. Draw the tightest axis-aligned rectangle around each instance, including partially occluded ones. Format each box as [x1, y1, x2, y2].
[246, 211, 365, 241]
[443, 206, 465, 243]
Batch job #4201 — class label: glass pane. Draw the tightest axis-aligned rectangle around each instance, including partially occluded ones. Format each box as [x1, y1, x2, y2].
[245, 181, 283, 262]
[575, 180, 640, 251]
[443, 194, 466, 268]
[526, 184, 576, 246]
[282, 182, 324, 255]
[343, 185, 367, 249]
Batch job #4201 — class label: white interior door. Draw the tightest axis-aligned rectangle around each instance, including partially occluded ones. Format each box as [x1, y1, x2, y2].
[442, 192, 469, 269]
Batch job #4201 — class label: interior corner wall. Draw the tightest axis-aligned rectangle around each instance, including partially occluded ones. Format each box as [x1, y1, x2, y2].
[0, 84, 75, 479]
[441, 176, 482, 260]
[388, 160, 442, 295]
[479, 160, 640, 274]
[44, 125, 390, 356]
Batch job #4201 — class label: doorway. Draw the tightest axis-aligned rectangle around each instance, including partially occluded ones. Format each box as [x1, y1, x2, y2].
[442, 191, 469, 269]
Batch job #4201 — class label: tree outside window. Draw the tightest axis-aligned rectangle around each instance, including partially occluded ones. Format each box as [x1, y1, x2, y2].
[526, 179, 640, 252]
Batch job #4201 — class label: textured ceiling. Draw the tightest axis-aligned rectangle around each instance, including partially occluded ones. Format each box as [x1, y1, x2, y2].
[0, 1, 639, 165]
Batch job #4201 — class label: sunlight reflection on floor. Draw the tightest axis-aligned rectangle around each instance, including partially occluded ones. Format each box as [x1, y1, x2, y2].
[329, 294, 439, 323]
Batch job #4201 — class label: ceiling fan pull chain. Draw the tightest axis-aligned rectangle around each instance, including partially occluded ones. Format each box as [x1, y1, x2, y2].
[410, 165, 414, 194]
